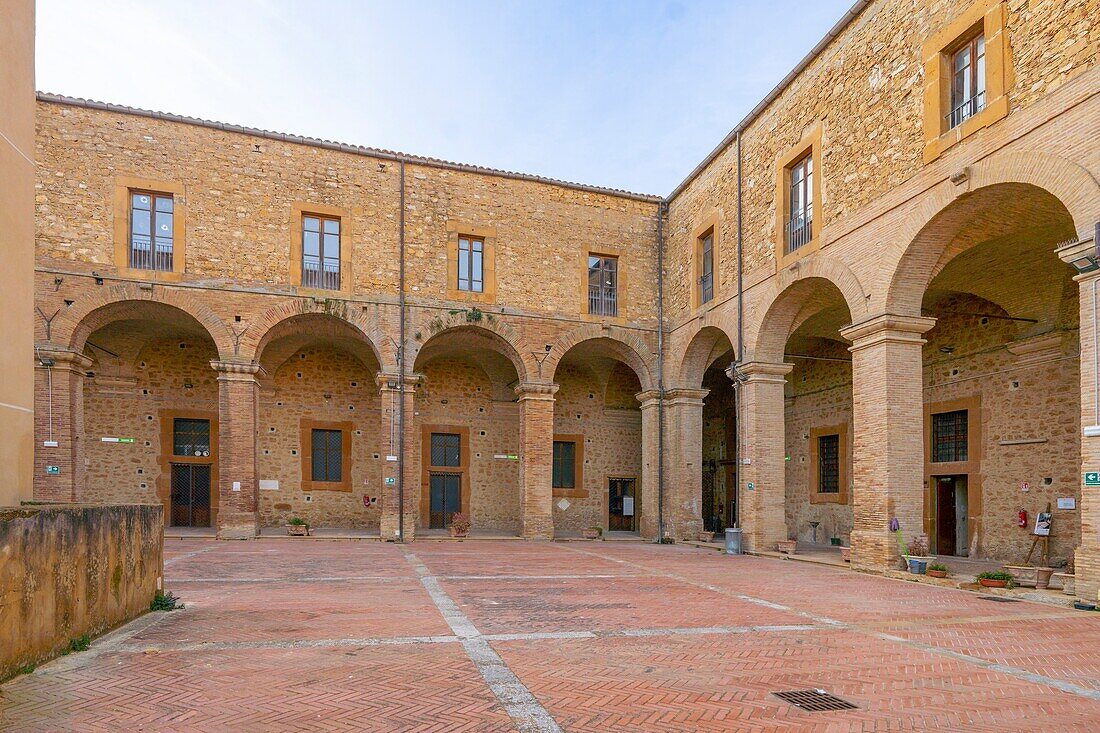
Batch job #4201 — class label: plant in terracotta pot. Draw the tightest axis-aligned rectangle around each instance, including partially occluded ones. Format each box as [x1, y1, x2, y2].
[286, 517, 310, 536]
[449, 512, 471, 538]
[977, 570, 1014, 589]
[582, 526, 603, 540]
[926, 562, 949, 579]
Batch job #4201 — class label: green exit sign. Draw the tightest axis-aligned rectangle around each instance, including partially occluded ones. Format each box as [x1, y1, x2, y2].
[1085, 472, 1100, 487]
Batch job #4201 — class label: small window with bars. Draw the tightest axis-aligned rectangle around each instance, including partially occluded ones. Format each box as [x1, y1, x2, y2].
[430, 433, 461, 467]
[932, 410, 968, 463]
[552, 440, 576, 489]
[588, 255, 618, 316]
[311, 428, 343, 482]
[173, 418, 210, 457]
[302, 214, 341, 290]
[699, 230, 714, 305]
[130, 191, 174, 271]
[458, 236, 484, 292]
[817, 434, 840, 494]
[785, 153, 813, 253]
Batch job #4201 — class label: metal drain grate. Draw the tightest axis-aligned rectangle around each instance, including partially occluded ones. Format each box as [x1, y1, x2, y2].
[978, 596, 1020, 603]
[773, 689, 857, 712]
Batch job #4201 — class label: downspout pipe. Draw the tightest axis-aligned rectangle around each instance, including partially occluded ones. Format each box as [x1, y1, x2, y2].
[397, 160, 407, 543]
[656, 201, 667, 542]
[733, 130, 744, 529]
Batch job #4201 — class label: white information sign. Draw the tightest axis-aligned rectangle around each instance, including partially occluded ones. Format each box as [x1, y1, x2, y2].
[622, 496, 635, 516]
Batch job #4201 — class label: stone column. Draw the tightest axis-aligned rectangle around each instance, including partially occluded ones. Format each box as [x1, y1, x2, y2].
[1060, 239, 1100, 601]
[734, 362, 793, 554]
[636, 390, 662, 540]
[840, 315, 935, 572]
[33, 346, 92, 503]
[663, 388, 709, 541]
[377, 373, 420, 542]
[515, 382, 558, 540]
[212, 360, 261, 539]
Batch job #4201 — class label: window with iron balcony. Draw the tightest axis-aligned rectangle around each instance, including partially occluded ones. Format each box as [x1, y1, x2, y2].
[129, 191, 174, 272]
[699, 230, 714, 305]
[785, 153, 813, 254]
[302, 214, 341, 290]
[947, 31, 985, 130]
[588, 254, 618, 317]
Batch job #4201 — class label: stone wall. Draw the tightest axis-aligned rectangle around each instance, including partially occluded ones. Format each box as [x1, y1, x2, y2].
[0, 504, 163, 682]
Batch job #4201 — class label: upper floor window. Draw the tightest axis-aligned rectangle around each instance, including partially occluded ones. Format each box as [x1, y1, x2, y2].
[949, 32, 985, 129]
[785, 153, 813, 254]
[932, 409, 968, 463]
[302, 214, 341, 290]
[458, 236, 484, 292]
[552, 440, 576, 489]
[699, 230, 714, 305]
[130, 191, 174, 271]
[588, 254, 618, 317]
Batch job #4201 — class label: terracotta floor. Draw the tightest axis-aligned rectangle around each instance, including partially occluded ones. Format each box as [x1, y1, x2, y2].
[3, 540, 1100, 732]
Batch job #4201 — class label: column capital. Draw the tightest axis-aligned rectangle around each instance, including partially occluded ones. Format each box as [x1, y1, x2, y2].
[210, 360, 263, 382]
[635, 389, 661, 409]
[840, 314, 936, 351]
[734, 361, 793, 384]
[664, 387, 709, 406]
[35, 345, 94, 372]
[1056, 230, 1098, 281]
[375, 372, 423, 392]
[514, 381, 559, 399]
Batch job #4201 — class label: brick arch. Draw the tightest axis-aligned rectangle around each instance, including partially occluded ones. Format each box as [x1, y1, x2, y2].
[748, 276, 855, 365]
[885, 152, 1098, 315]
[242, 300, 394, 372]
[409, 315, 529, 384]
[546, 325, 656, 392]
[675, 323, 737, 389]
[57, 284, 234, 358]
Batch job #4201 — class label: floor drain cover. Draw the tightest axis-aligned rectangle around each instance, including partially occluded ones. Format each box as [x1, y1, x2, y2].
[978, 596, 1020, 603]
[773, 689, 857, 712]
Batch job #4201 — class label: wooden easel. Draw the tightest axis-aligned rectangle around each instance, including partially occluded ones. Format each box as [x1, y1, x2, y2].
[1023, 501, 1051, 567]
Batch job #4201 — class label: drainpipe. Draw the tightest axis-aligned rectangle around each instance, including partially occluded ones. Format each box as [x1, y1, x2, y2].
[397, 160, 407, 543]
[656, 201, 667, 542]
[733, 130, 744, 528]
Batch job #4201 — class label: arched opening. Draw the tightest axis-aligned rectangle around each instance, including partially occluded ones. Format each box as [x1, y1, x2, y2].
[254, 313, 383, 532]
[681, 326, 737, 534]
[77, 301, 221, 529]
[551, 337, 646, 535]
[413, 326, 524, 535]
[911, 183, 1079, 564]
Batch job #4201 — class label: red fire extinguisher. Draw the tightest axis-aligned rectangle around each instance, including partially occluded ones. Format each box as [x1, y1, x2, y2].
[1018, 509, 1028, 528]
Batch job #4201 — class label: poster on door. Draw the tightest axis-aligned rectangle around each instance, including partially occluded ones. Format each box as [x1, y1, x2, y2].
[1033, 511, 1052, 536]
[622, 496, 634, 516]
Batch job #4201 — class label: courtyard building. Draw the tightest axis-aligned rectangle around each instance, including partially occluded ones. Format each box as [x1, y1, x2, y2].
[28, 0, 1100, 601]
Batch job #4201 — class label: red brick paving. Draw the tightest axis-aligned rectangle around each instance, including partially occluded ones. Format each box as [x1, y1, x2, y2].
[3, 540, 1100, 732]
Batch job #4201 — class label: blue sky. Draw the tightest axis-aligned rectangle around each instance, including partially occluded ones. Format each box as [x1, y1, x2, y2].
[36, 0, 852, 195]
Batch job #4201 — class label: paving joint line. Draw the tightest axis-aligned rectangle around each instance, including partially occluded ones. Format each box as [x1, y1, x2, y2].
[401, 546, 563, 733]
[163, 544, 220, 566]
[556, 543, 1100, 702]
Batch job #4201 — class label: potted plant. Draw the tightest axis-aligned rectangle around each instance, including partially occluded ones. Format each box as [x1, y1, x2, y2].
[977, 570, 1014, 588]
[777, 539, 797, 555]
[449, 512, 471, 538]
[286, 517, 310, 536]
[905, 535, 933, 574]
[927, 562, 949, 579]
[582, 526, 603, 540]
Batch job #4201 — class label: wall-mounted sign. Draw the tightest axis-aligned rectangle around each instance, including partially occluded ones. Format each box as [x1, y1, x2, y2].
[385, 477, 396, 486]
[1057, 497, 1076, 510]
[259, 480, 279, 491]
[493, 454, 519, 460]
[1033, 511, 1052, 536]
[747, 482, 755, 491]
[386, 455, 399, 462]
[100, 437, 135, 443]
[1085, 472, 1100, 486]
[1021, 482, 1030, 492]
[622, 496, 634, 516]
[45, 465, 60, 475]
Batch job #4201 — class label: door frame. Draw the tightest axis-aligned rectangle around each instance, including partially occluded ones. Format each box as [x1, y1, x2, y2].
[428, 471, 463, 528]
[923, 396, 982, 556]
[607, 474, 639, 532]
[158, 410, 218, 528]
[420, 425, 470, 527]
[170, 462, 214, 528]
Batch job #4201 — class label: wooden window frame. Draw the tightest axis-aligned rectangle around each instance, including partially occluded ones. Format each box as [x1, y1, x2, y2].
[301, 213, 343, 291]
[922, 0, 1011, 161]
[586, 253, 620, 317]
[300, 419, 353, 492]
[552, 434, 586, 497]
[922, 396, 983, 552]
[691, 213, 721, 310]
[113, 177, 186, 281]
[420, 425, 471, 526]
[948, 31, 986, 130]
[931, 409, 969, 463]
[446, 222, 497, 303]
[809, 424, 848, 504]
[774, 125, 823, 271]
[457, 236, 485, 293]
[291, 202, 353, 295]
[128, 190, 176, 273]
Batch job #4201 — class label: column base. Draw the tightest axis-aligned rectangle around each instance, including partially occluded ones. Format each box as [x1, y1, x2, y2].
[522, 515, 554, 540]
[380, 514, 418, 542]
[1074, 544, 1100, 603]
[217, 512, 258, 540]
[850, 528, 902, 572]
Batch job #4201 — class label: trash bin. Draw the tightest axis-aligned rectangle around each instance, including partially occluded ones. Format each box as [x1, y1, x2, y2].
[724, 527, 742, 555]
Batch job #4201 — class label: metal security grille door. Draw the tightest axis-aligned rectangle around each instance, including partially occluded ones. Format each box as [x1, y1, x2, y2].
[429, 473, 462, 529]
[170, 463, 212, 527]
[608, 477, 636, 531]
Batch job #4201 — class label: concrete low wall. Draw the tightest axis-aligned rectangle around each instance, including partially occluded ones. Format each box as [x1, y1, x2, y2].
[0, 504, 163, 681]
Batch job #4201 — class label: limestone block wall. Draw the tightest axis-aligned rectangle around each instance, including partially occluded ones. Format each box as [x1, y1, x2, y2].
[0, 504, 163, 682]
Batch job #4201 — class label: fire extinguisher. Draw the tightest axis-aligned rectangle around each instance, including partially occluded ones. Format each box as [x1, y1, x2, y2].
[1018, 509, 1028, 528]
